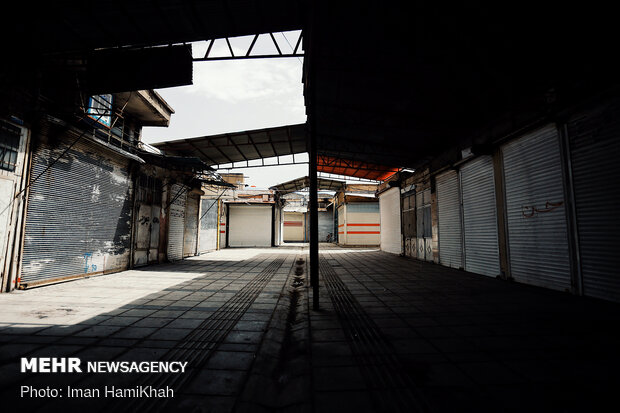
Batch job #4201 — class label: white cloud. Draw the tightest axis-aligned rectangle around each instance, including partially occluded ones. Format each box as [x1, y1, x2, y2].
[188, 57, 303, 103]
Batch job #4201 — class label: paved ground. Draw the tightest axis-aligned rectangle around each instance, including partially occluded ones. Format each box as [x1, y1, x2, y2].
[1, 245, 620, 412]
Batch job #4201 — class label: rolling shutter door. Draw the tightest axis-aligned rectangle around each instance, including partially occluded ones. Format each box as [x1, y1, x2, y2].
[567, 103, 620, 302]
[167, 183, 187, 261]
[229, 205, 272, 247]
[283, 212, 305, 242]
[199, 199, 218, 253]
[461, 156, 500, 277]
[379, 187, 402, 254]
[436, 170, 463, 269]
[21, 137, 132, 285]
[317, 211, 333, 242]
[502, 125, 571, 291]
[337, 205, 345, 245]
[183, 193, 199, 257]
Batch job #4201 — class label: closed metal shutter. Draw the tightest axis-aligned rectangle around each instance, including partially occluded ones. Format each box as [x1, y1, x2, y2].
[318, 210, 333, 242]
[284, 212, 305, 242]
[228, 205, 272, 247]
[379, 187, 402, 254]
[567, 102, 620, 302]
[502, 125, 571, 291]
[460, 156, 500, 276]
[167, 183, 187, 261]
[199, 199, 218, 252]
[183, 193, 199, 257]
[21, 137, 132, 285]
[345, 202, 380, 246]
[436, 170, 463, 269]
[337, 205, 345, 245]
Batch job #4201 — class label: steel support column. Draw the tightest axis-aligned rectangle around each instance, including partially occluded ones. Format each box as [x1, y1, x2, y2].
[309, 125, 319, 310]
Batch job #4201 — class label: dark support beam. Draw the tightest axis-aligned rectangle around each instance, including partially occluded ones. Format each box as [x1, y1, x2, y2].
[309, 123, 319, 310]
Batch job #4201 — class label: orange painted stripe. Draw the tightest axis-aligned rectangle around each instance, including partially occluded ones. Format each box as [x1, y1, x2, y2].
[283, 221, 303, 226]
[347, 223, 380, 226]
[338, 224, 344, 227]
[347, 231, 381, 234]
[338, 232, 344, 234]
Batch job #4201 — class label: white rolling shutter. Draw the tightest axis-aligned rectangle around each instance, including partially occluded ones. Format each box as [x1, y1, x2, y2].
[502, 125, 571, 291]
[436, 170, 463, 269]
[228, 205, 272, 247]
[379, 187, 402, 254]
[167, 184, 187, 261]
[461, 156, 500, 277]
[183, 193, 199, 257]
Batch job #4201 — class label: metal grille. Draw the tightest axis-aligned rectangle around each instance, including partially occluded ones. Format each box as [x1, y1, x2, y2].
[0, 120, 20, 172]
[461, 156, 500, 277]
[502, 125, 571, 291]
[436, 170, 463, 269]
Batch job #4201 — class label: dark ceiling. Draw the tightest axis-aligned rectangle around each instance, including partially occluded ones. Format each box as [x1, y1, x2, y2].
[3, 1, 618, 171]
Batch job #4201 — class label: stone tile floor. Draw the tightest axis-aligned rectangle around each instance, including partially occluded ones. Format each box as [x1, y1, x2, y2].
[0, 244, 619, 412]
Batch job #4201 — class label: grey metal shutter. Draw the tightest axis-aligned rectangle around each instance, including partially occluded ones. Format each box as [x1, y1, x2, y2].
[502, 125, 571, 291]
[21, 137, 132, 285]
[436, 170, 463, 269]
[567, 102, 620, 302]
[199, 199, 218, 252]
[228, 205, 272, 247]
[460, 156, 500, 276]
[379, 187, 402, 254]
[318, 211, 333, 242]
[167, 183, 187, 261]
[183, 193, 199, 257]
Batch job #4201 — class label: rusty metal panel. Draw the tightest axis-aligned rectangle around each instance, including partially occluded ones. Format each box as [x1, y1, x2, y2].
[21, 134, 132, 285]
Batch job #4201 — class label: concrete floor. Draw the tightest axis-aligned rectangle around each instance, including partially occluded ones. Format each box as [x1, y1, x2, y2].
[1, 245, 619, 412]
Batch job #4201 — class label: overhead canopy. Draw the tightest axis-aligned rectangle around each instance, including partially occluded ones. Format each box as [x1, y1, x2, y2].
[5, 1, 304, 56]
[270, 176, 344, 195]
[155, 125, 401, 181]
[153, 124, 307, 166]
[317, 156, 398, 182]
[4, 1, 619, 172]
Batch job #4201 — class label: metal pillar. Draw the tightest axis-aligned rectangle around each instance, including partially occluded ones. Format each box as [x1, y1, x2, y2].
[309, 126, 320, 310]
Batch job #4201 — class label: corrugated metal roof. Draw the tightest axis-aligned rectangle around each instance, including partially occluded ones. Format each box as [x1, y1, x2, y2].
[153, 124, 307, 166]
[270, 176, 345, 195]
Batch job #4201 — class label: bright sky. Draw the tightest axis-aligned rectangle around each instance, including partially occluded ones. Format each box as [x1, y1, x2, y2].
[141, 31, 309, 189]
